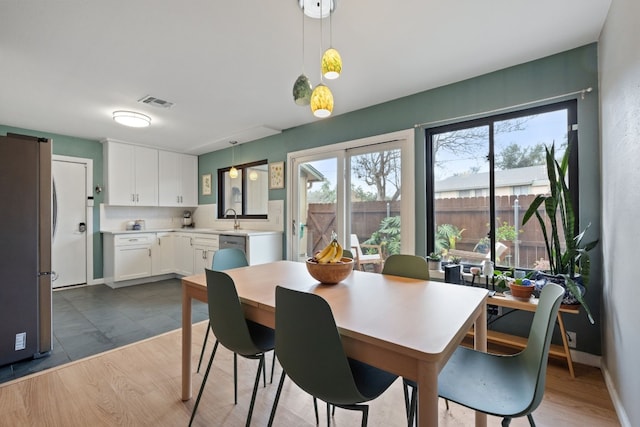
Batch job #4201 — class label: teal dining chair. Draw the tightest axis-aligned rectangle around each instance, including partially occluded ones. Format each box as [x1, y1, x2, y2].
[436, 282, 565, 426]
[268, 286, 399, 427]
[381, 254, 431, 425]
[189, 269, 275, 427]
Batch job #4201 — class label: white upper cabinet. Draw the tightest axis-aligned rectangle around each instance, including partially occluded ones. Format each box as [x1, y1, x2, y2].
[158, 151, 198, 207]
[104, 140, 158, 206]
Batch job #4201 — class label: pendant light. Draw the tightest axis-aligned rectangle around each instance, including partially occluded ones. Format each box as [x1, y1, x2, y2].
[229, 141, 238, 179]
[293, 8, 312, 106]
[321, 3, 341, 80]
[310, 0, 334, 118]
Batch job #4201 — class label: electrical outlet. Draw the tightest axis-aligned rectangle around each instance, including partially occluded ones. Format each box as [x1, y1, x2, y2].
[567, 331, 577, 349]
[15, 332, 26, 351]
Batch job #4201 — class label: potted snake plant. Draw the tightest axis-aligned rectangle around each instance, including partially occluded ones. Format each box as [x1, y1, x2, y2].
[521, 143, 598, 323]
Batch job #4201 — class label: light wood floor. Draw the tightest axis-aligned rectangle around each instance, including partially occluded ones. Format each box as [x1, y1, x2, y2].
[0, 322, 619, 426]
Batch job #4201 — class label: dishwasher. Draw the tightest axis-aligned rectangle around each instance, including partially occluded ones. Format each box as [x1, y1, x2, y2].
[219, 234, 246, 254]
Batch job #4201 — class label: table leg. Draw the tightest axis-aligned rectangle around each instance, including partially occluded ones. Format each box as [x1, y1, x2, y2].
[556, 313, 576, 378]
[474, 304, 488, 427]
[181, 284, 193, 401]
[416, 362, 438, 427]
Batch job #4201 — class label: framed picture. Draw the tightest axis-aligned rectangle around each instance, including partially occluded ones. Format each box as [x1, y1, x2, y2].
[269, 161, 285, 189]
[202, 173, 212, 195]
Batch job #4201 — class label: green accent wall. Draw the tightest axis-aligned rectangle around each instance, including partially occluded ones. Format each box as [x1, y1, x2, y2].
[0, 125, 104, 279]
[199, 43, 601, 354]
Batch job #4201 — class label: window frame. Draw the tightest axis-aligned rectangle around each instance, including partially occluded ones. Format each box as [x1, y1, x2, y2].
[217, 159, 269, 220]
[425, 100, 579, 264]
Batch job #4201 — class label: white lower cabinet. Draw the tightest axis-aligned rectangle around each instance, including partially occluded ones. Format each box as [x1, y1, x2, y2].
[104, 230, 282, 286]
[174, 233, 195, 276]
[152, 232, 175, 276]
[193, 235, 219, 274]
[104, 233, 155, 286]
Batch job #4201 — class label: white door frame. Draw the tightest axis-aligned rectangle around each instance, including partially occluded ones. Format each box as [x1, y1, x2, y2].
[286, 129, 415, 260]
[53, 155, 94, 286]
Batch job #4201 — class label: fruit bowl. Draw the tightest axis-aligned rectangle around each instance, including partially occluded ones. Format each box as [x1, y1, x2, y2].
[306, 258, 354, 284]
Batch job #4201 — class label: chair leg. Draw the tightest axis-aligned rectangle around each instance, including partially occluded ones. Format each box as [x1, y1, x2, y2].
[326, 402, 331, 426]
[234, 352, 238, 404]
[527, 414, 536, 426]
[196, 321, 211, 373]
[267, 371, 287, 427]
[360, 405, 369, 427]
[445, 399, 449, 410]
[313, 398, 319, 424]
[245, 355, 264, 427]
[270, 351, 276, 384]
[501, 417, 512, 426]
[262, 353, 267, 387]
[408, 387, 416, 427]
[189, 340, 219, 426]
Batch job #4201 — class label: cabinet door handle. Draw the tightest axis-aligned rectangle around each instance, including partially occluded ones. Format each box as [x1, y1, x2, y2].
[177, 196, 180, 203]
[148, 248, 151, 257]
[136, 194, 140, 202]
[158, 238, 161, 246]
[180, 196, 183, 203]
[131, 194, 135, 202]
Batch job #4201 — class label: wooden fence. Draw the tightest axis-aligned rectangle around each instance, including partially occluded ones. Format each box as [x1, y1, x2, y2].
[306, 195, 555, 268]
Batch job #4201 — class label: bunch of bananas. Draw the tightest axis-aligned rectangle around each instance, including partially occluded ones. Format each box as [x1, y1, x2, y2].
[312, 238, 344, 264]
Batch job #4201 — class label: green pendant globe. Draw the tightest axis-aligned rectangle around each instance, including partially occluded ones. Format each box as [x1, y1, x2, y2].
[293, 74, 313, 106]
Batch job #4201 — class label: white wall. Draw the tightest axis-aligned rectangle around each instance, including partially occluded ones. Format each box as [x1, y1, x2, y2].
[599, 0, 640, 425]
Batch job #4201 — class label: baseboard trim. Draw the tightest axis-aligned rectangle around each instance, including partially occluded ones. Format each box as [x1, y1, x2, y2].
[601, 363, 632, 427]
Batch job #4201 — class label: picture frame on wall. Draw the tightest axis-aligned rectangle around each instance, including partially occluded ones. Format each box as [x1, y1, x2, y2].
[202, 173, 212, 195]
[269, 161, 285, 189]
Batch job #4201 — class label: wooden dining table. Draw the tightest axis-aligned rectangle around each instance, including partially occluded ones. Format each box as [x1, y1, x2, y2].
[181, 260, 488, 427]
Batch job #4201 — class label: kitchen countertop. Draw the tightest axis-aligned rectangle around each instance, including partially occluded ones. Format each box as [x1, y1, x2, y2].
[100, 228, 282, 236]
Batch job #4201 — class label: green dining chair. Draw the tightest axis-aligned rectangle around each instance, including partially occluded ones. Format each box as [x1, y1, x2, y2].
[268, 286, 399, 427]
[189, 269, 275, 427]
[197, 248, 249, 373]
[381, 254, 431, 425]
[436, 283, 565, 426]
[381, 254, 430, 280]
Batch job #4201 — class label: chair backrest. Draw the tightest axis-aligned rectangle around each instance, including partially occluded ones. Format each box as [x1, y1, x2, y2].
[381, 254, 430, 280]
[205, 269, 260, 356]
[349, 234, 364, 258]
[212, 247, 248, 270]
[275, 286, 365, 405]
[342, 249, 354, 260]
[519, 282, 565, 413]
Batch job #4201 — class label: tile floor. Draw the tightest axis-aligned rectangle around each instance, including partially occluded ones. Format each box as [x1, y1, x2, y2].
[0, 279, 209, 384]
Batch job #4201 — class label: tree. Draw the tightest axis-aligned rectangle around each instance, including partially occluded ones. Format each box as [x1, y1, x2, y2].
[307, 180, 336, 203]
[495, 142, 546, 169]
[351, 149, 401, 201]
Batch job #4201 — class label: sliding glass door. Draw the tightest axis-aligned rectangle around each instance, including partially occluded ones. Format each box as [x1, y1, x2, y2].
[288, 130, 415, 265]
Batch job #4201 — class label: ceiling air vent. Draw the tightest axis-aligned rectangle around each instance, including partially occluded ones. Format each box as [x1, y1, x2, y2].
[138, 95, 174, 109]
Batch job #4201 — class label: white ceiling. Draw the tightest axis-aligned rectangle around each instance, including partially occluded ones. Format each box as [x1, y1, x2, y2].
[0, 0, 611, 155]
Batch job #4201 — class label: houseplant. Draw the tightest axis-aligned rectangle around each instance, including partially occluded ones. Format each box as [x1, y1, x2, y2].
[427, 252, 442, 270]
[521, 143, 598, 323]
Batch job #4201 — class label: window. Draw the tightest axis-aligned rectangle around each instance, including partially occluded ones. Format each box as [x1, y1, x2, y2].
[217, 160, 268, 219]
[426, 100, 578, 269]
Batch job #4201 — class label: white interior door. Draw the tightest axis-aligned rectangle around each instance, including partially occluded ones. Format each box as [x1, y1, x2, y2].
[52, 159, 87, 288]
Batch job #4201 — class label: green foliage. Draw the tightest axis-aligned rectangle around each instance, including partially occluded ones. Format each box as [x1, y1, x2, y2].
[365, 215, 401, 256]
[522, 143, 599, 323]
[435, 224, 465, 253]
[308, 180, 336, 203]
[496, 220, 519, 241]
[495, 142, 546, 169]
[427, 251, 442, 261]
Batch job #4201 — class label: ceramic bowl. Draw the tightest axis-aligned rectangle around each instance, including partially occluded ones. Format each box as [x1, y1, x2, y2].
[306, 258, 354, 284]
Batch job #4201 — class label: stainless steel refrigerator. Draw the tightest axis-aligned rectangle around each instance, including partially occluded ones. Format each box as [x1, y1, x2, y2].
[0, 133, 53, 366]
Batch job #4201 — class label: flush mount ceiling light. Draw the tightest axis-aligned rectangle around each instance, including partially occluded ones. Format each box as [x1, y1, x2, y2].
[112, 110, 151, 128]
[298, 0, 336, 19]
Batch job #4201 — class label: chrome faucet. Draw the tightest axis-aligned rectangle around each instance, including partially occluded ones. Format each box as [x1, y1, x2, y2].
[224, 208, 240, 230]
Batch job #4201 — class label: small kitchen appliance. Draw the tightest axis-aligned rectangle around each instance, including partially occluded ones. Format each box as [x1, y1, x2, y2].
[182, 211, 193, 228]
